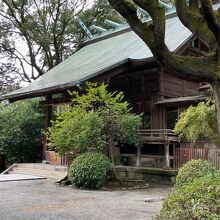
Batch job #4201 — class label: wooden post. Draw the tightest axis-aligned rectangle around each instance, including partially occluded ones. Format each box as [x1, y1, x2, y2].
[164, 143, 170, 168]
[173, 143, 176, 169]
[136, 145, 141, 167]
[43, 95, 52, 160]
[45, 95, 52, 128]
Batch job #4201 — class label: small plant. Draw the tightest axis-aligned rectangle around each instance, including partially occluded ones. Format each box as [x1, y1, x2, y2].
[175, 159, 218, 187]
[158, 175, 220, 220]
[69, 152, 111, 189]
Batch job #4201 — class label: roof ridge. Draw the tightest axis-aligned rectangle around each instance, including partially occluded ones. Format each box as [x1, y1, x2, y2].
[82, 10, 177, 47]
[82, 1, 220, 47]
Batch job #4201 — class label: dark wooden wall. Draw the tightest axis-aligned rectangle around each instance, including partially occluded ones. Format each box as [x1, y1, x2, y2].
[160, 71, 200, 98]
[109, 64, 202, 130]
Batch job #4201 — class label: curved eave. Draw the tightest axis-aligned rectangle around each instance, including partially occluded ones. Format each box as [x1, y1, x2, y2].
[2, 59, 134, 102]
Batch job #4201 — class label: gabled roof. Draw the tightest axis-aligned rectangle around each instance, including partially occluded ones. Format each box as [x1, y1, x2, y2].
[0, 13, 195, 101]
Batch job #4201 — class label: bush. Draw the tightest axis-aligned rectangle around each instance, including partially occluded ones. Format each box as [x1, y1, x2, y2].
[69, 152, 111, 189]
[0, 99, 44, 163]
[158, 175, 220, 220]
[175, 159, 218, 187]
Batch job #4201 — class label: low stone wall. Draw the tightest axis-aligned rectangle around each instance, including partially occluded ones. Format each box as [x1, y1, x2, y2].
[115, 166, 178, 184]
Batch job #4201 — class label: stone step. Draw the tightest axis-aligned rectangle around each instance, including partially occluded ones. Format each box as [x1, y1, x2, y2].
[16, 163, 67, 172]
[10, 167, 67, 179]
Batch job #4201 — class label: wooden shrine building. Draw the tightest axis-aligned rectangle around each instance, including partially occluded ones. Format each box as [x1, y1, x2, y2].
[1, 6, 219, 169]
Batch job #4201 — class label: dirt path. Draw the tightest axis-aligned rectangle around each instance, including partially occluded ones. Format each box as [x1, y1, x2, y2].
[0, 179, 172, 220]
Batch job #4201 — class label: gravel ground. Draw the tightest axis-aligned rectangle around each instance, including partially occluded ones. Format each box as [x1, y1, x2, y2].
[0, 178, 172, 220]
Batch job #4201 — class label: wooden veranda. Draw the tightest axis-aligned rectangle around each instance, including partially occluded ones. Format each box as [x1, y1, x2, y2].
[119, 129, 178, 168]
[45, 129, 220, 171]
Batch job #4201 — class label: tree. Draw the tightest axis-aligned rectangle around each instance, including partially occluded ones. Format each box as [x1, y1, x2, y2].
[0, 0, 86, 82]
[174, 101, 218, 143]
[0, 0, 123, 83]
[0, 99, 44, 163]
[107, 0, 220, 146]
[0, 62, 20, 94]
[47, 83, 141, 184]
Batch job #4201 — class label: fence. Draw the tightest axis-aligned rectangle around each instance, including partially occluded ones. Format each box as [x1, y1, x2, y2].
[45, 151, 68, 166]
[173, 148, 220, 170]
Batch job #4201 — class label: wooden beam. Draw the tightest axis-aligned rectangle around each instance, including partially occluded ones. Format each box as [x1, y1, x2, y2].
[39, 97, 71, 106]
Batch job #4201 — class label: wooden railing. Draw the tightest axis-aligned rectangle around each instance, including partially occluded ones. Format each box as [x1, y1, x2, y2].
[139, 129, 178, 143]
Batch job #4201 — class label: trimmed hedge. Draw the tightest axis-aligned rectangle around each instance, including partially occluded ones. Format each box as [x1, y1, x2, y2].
[158, 160, 220, 219]
[159, 175, 220, 219]
[175, 159, 218, 187]
[69, 152, 111, 189]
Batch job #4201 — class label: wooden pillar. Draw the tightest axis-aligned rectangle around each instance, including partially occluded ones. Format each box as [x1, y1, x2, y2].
[173, 143, 176, 169]
[164, 143, 170, 168]
[43, 95, 52, 160]
[136, 145, 142, 167]
[45, 95, 52, 128]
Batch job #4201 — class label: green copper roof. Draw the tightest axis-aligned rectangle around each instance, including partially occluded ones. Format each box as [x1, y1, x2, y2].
[3, 15, 192, 100]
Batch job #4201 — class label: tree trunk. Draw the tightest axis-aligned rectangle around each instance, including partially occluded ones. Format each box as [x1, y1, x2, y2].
[212, 82, 220, 148]
[108, 137, 124, 186]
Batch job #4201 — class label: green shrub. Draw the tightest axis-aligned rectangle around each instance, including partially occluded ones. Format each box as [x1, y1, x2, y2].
[0, 99, 44, 163]
[69, 152, 111, 189]
[158, 175, 220, 220]
[175, 159, 218, 187]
